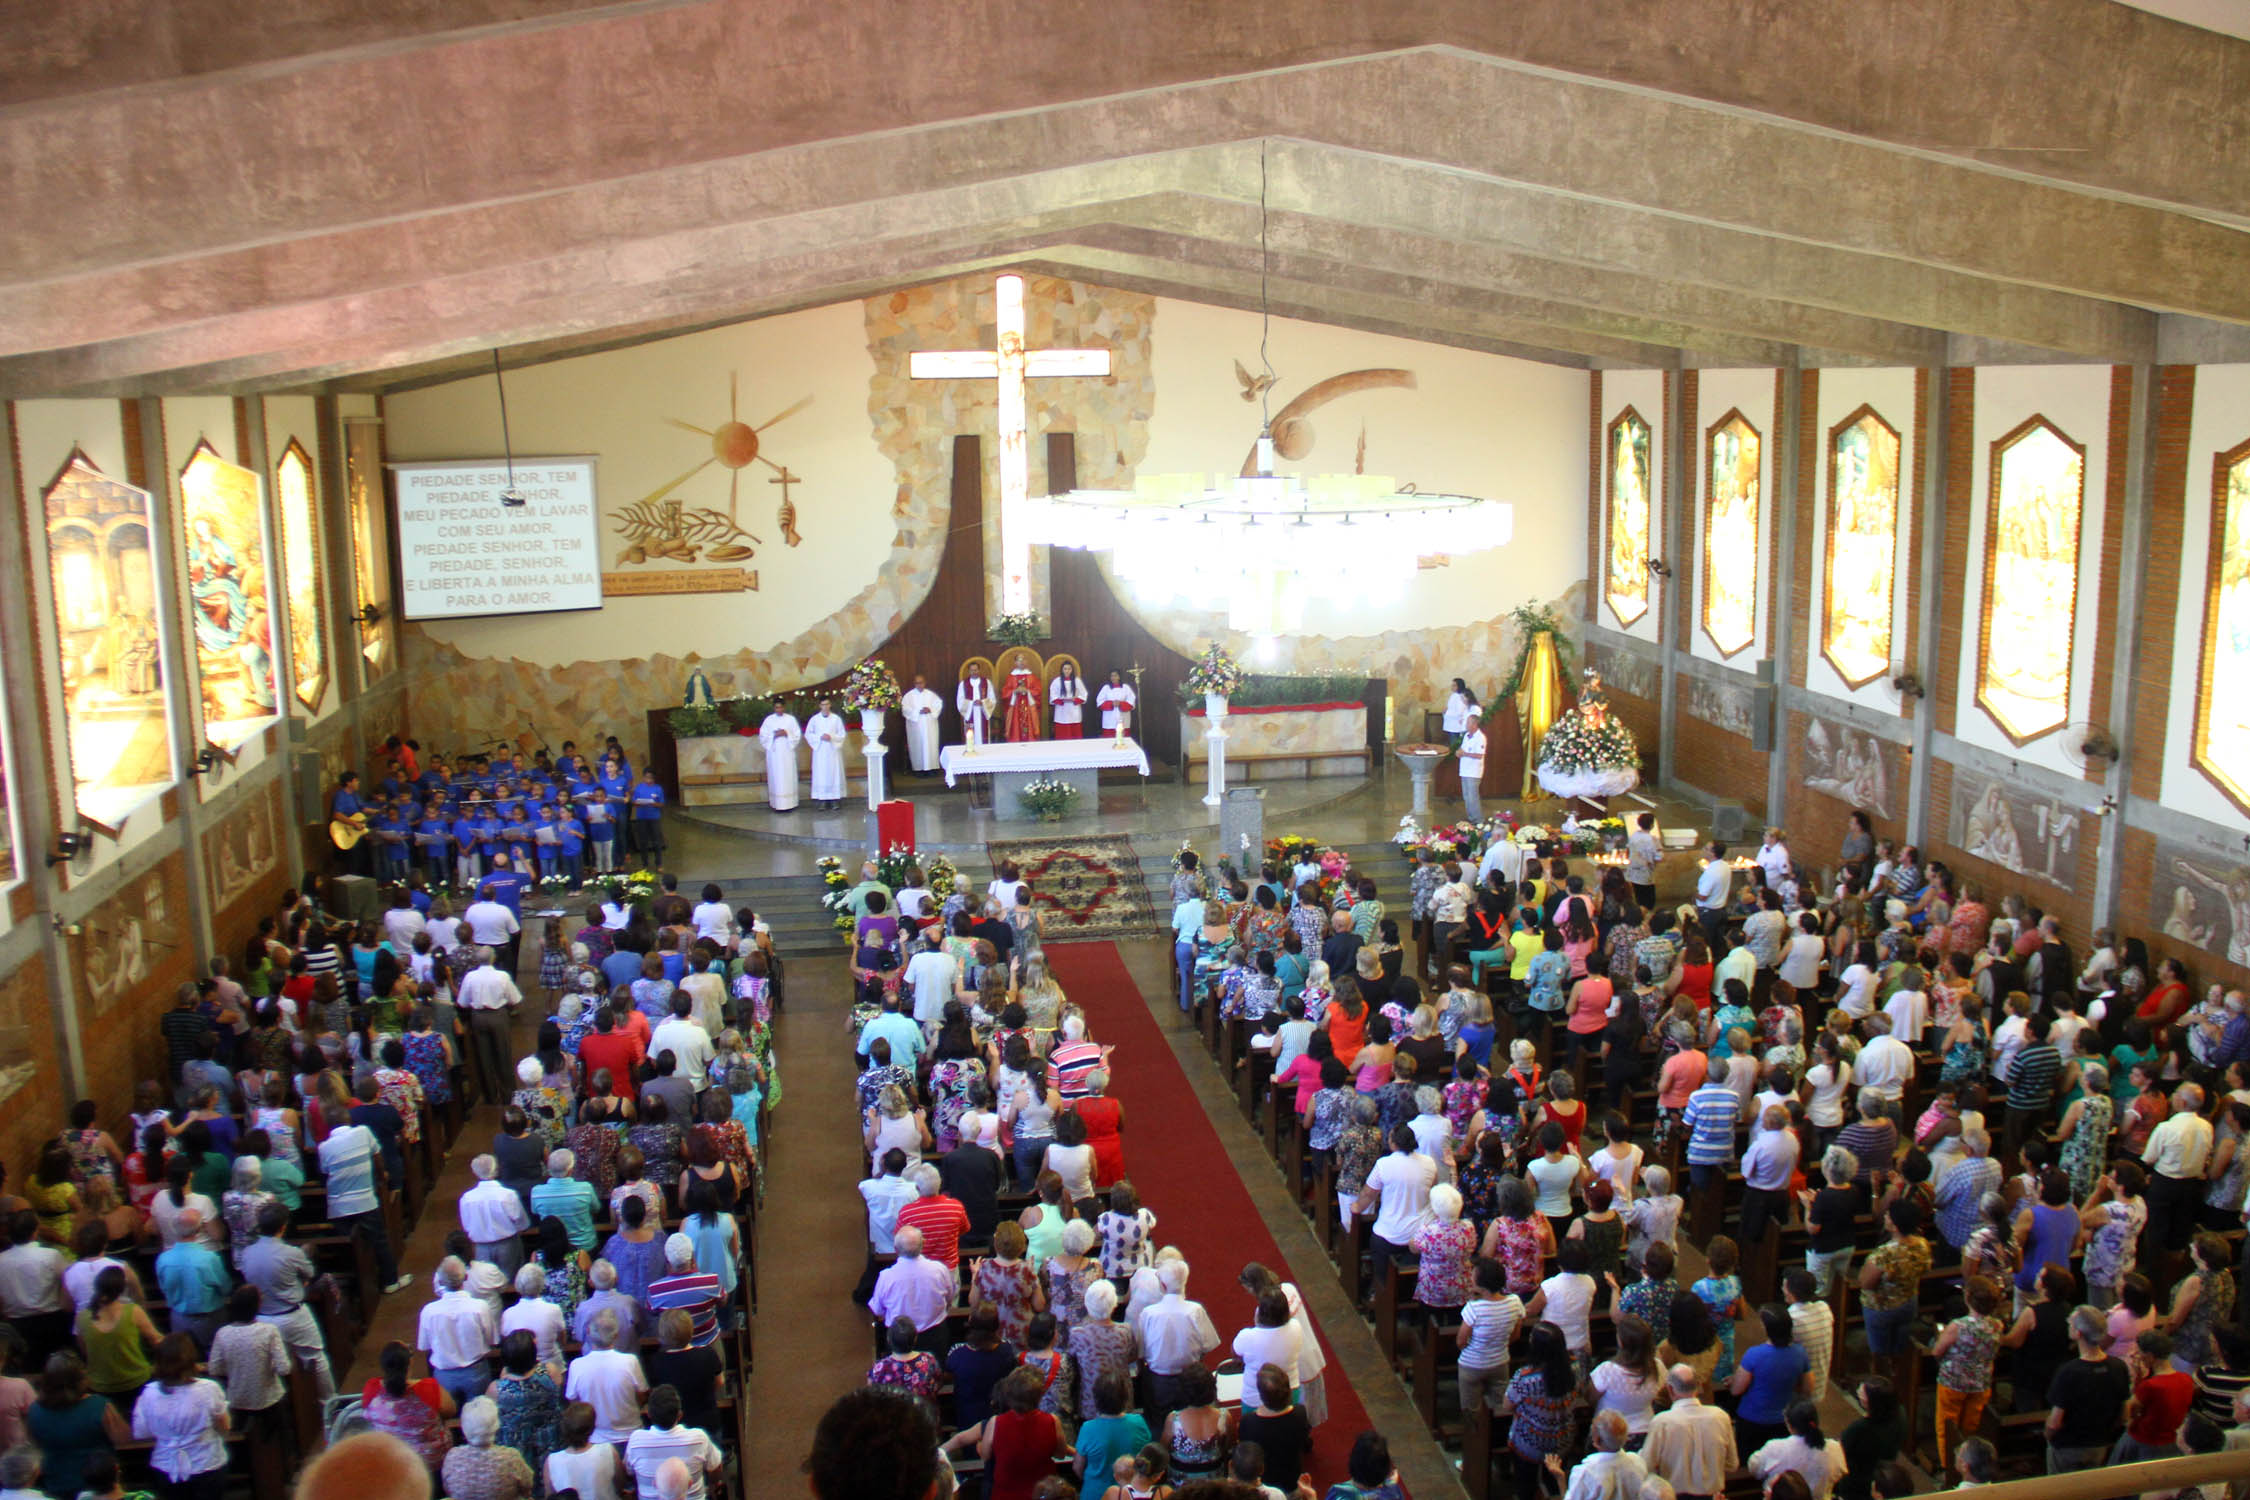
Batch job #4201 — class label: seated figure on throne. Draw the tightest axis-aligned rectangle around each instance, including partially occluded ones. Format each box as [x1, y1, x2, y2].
[1000, 648, 1044, 742]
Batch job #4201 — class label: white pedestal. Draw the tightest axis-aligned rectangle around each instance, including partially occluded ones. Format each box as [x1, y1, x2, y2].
[864, 742, 888, 811]
[1395, 750, 1444, 817]
[1203, 723, 1228, 808]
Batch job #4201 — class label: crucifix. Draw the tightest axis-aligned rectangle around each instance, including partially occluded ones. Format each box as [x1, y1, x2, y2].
[908, 273, 1112, 616]
[770, 465, 802, 548]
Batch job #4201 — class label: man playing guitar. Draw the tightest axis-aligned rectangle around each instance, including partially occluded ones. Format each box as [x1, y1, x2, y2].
[330, 771, 373, 876]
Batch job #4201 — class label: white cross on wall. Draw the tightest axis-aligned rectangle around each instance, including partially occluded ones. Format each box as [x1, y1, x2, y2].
[908, 273, 1112, 616]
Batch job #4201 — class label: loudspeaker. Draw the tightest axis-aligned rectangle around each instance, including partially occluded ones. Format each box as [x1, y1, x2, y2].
[1713, 801, 1751, 842]
[1750, 684, 1778, 752]
[292, 751, 327, 826]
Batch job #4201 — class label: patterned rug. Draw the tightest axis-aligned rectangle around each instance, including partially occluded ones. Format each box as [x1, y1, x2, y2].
[984, 832, 1160, 942]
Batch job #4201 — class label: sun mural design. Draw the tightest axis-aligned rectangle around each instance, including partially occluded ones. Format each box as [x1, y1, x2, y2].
[611, 373, 810, 565]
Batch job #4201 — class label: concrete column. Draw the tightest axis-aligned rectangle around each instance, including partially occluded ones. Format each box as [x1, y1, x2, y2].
[1656, 367, 1687, 787]
[1903, 364, 1950, 849]
[1767, 361, 1802, 819]
[2090, 365, 2159, 929]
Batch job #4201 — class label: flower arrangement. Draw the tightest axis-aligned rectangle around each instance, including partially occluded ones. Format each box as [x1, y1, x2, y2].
[990, 612, 1044, 647]
[871, 844, 957, 898]
[1562, 816, 1630, 852]
[1017, 777, 1080, 822]
[1534, 710, 1640, 777]
[1265, 835, 1351, 903]
[843, 659, 902, 712]
[816, 855, 856, 934]
[1398, 812, 1518, 864]
[1496, 602, 1576, 702]
[1183, 643, 1246, 697]
[537, 874, 573, 893]
[597, 869, 662, 907]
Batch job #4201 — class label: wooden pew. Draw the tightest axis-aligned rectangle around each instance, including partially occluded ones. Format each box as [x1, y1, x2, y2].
[1374, 1259, 1415, 1365]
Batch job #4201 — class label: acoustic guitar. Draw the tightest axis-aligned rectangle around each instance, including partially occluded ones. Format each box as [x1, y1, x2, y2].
[329, 812, 369, 850]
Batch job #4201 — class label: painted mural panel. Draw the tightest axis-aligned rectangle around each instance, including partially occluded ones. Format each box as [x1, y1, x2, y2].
[2197, 442, 2250, 814]
[273, 439, 328, 712]
[1802, 717, 1902, 823]
[204, 777, 283, 919]
[179, 441, 280, 746]
[1684, 675, 1753, 738]
[1978, 417, 2082, 744]
[1945, 766, 2081, 891]
[1824, 406, 1901, 688]
[346, 416, 393, 676]
[2151, 834, 2250, 971]
[1605, 408, 1652, 627]
[1702, 410, 1760, 656]
[1583, 640, 1657, 701]
[43, 453, 174, 825]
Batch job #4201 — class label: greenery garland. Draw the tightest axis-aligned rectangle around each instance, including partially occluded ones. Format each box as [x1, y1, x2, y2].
[1495, 603, 1576, 703]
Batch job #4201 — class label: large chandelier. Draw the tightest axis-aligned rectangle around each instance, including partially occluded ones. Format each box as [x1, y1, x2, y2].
[1021, 435, 1511, 633]
[1019, 139, 1512, 638]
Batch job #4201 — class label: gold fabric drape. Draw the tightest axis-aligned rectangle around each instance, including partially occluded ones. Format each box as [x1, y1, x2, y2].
[1515, 630, 1563, 800]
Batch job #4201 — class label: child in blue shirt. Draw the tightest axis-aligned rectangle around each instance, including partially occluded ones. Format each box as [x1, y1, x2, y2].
[583, 789, 616, 875]
[504, 805, 534, 867]
[556, 807, 586, 888]
[532, 804, 561, 882]
[630, 770, 666, 869]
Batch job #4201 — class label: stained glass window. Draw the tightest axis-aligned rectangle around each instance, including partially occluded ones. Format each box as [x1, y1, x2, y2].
[1605, 408, 1652, 628]
[1701, 410, 1760, 657]
[274, 439, 328, 712]
[1977, 416, 2082, 744]
[2196, 440, 2250, 813]
[1823, 406, 1901, 688]
[179, 441, 281, 746]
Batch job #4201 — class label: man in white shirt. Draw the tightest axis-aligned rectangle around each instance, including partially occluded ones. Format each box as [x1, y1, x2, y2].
[459, 1154, 532, 1275]
[1623, 812, 1661, 908]
[1564, 1411, 1649, 1500]
[625, 1387, 725, 1500]
[565, 1308, 649, 1444]
[651, 993, 716, 1093]
[678, 955, 728, 1037]
[868, 1227, 954, 1350]
[418, 1257, 498, 1404]
[1882, 977, 1930, 1049]
[855, 1148, 918, 1303]
[1643, 1364, 1739, 1497]
[0, 1210, 71, 1356]
[900, 675, 945, 773]
[1695, 842, 1733, 951]
[2144, 1084, 2216, 1255]
[500, 1260, 569, 1365]
[903, 935, 959, 1033]
[1354, 1127, 1439, 1283]
[1456, 710, 1487, 821]
[1853, 1016, 1914, 1105]
[457, 946, 524, 1107]
[804, 698, 848, 809]
[463, 883, 521, 953]
[1135, 1258, 1219, 1427]
[1477, 827, 1526, 890]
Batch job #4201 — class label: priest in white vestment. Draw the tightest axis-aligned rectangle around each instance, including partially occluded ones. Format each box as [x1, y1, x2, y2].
[758, 707, 803, 811]
[1096, 673, 1137, 740]
[1049, 666, 1087, 740]
[900, 675, 944, 773]
[804, 698, 848, 808]
[957, 670, 997, 747]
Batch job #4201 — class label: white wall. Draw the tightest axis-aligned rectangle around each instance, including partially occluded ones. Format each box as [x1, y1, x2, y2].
[1686, 369, 1777, 665]
[2164, 363, 2250, 822]
[1953, 365, 2112, 777]
[383, 300, 893, 666]
[1598, 370, 1666, 644]
[1137, 300, 1588, 636]
[1806, 367, 1918, 710]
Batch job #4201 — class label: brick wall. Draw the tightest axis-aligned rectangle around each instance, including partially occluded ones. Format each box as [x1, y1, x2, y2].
[1674, 713, 1767, 820]
[70, 852, 198, 1112]
[2131, 367, 2196, 804]
[1787, 371, 1818, 690]
[0, 952, 63, 1180]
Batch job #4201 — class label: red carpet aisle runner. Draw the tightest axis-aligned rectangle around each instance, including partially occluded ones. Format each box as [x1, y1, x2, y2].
[1044, 942, 1380, 1492]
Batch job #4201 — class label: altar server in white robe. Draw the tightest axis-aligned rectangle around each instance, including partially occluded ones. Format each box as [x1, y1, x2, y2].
[1048, 666, 1087, 740]
[804, 698, 848, 807]
[758, 706, 803, 811]
[901, 674, 945, 773]
[1096, 672, 1137, 740]
[957, 670, 997, 747]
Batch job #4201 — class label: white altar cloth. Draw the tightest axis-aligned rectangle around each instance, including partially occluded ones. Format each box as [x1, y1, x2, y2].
[939, 738, 1151, 787]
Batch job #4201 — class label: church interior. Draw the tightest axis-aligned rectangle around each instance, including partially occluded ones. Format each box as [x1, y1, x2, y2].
[4, 2, 2250, 1498]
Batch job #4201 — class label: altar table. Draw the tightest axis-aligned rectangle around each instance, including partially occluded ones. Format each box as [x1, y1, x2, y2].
[939, 738, 1151, 821]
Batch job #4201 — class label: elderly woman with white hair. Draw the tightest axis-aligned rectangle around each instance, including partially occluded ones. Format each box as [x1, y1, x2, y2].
[499, 1261, 567, 1365]
[1066, 1277, 1138, 1419]
[441, 1394, 534, 1500]
[512, 1055, 570, 1154]
[1044, 1218, 1101, 1328]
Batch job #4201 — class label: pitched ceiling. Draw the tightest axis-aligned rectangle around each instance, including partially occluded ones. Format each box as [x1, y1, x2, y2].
[4, 0, 2249, 396]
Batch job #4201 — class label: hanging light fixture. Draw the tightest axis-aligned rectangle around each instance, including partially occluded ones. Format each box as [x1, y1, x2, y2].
[1021, 139, 1513, 636]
